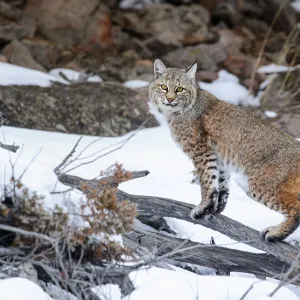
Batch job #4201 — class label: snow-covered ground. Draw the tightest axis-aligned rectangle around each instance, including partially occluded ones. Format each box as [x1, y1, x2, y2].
[291, 0, 300, 12]
[0, 63, 299, 299]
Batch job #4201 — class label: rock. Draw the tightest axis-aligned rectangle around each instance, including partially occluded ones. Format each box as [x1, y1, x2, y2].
[0, 2, 22, 21]
[217, 28, 244, 55]
[22, 38, 62, 70]
[0, 4, 36, 43]
[211, 2, 241, 27]
[196, 71, 219, 83]
[80, 51, 140, 82]
[241, 0, 297, 32]
[0, 82, 158, 136]
[224, 55, 258, 80]
[25, 0, 113, 48]
[114, 4, 216, 55]
[260, 68, 300, 137]
[242, 18, 269, 37]
[216, 27, 265, 91]
[162, 40, 227, 71]
[1, 40, 46, 72]
[194, 0, 219, 12]
[0, 55, 7, 63]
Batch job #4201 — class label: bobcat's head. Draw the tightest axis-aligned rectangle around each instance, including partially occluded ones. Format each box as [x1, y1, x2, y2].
[149, 59, 198, 114]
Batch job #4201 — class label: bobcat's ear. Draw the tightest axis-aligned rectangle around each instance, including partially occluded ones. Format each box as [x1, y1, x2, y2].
[185, 60, 197, 80]
[154, 59, 167, 79]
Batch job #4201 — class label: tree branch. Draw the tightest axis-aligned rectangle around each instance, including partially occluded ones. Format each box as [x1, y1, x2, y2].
[57, 172, 300, 265]
[0, 141, 19, 153]
[124, 220, 295, 281]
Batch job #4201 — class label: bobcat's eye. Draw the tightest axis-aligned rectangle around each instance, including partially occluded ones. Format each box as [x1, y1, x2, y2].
[176, 87, 184, 92]
[161, 84, 168, 91]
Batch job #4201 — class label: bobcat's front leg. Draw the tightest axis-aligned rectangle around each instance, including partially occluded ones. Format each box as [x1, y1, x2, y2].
[190, 149, 220, 219]
[216, 169, 230, 213]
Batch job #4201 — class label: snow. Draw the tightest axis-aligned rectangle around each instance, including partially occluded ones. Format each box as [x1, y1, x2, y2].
[199, 70, 260, 106]
[0, 278, 53, 300]
[92, 284, 121, 300]
[119, 0, 156, 9]
[257, 64, 300, 74]
[125, 267, 298, 300]
[291, 0, 300, 12]
[124, 79, 149, 88]
[264, 111, 278, 118]
[2, 123, 300, 249]
[0, 62, 68, 86]
[49, 68, 102, 83]
[0, 63, 103, 87]
[0, 63, 299, 299]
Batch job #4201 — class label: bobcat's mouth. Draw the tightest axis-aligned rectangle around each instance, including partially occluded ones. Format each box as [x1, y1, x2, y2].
[165, 103, 178, 107]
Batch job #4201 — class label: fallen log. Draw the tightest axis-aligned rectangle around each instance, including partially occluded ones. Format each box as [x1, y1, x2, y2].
[58, 172, 300, 265]
[124, 220, 293, 280]
[57, 172, 300, 281]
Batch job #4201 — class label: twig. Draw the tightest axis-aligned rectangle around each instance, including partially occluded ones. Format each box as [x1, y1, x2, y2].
[0, 141, 19, 153]
[0, 247, 24, 256]
[54, 136, 83, 175]
[54, 117, 150, 175]
[268, 251, 300, 297]
[0, 224, 55, 244]
[18, 148, 42, 182]
[249, 0, 289, 93]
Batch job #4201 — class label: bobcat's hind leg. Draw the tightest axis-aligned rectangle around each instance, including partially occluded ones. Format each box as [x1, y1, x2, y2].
[261, 174, 300, 242]
[261, 212, 300, 242]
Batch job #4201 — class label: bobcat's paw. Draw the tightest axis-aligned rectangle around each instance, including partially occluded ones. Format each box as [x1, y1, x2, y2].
[215, 190, 229, 213]
[190, 202, 214, 220]
[260, 226, 286, 242]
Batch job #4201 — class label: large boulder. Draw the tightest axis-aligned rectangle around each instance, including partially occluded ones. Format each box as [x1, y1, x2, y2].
[25, 0, 112, 48]
[0, 82, 158, 136]
[114, 4, 216, 56]
[161, 32, 228, 71]
[241, 0, 297, 33]
[1, 40, 46, 72]
[209, 0, 297, 33]
[0, 2, 36, 43]
[22, 38, 63, 70]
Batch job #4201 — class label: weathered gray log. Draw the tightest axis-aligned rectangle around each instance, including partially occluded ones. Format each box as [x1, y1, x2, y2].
[118, 189, 300, 264]
[58, 172, 300, 265]
[123, 221, 294, 280]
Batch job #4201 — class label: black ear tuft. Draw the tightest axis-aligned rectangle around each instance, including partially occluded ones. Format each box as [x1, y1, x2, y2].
[186, 58, 198, 73]
[185, 59, 198, 80]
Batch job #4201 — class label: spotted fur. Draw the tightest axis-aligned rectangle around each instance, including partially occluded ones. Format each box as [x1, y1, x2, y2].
[149, 59, 300, 242]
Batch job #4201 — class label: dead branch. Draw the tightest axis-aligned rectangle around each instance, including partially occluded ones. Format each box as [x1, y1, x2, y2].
[0, 141, 19, 153]
[57, 172, 300, 265]
[0, 224, 55, 244]
[53, 118, 150, 176]
[0, 113, 19, 153]
[123, 220, 295, 281]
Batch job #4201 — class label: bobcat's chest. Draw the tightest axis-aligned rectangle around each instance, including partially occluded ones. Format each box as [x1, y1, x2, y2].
[168, 116, 203, 155]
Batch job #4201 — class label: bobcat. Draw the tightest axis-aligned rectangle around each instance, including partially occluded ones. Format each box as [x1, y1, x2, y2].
[149, 59, 300, 242]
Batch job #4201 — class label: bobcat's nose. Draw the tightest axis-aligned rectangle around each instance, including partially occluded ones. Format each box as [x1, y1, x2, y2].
[166, 93, 176, 103]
